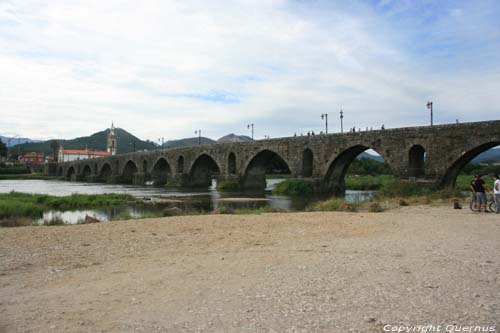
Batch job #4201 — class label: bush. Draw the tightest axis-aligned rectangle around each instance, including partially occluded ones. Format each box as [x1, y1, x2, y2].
[312, 198, 358, 212]
[0, 167, 31, 175]
[368, 202, 384, 212]
[379, 181, 429, 198]
[345, 175, 394, 190]
[0, 201, 44, 219]
[216, 180, 240, 191]
[272, 179, 313, 196]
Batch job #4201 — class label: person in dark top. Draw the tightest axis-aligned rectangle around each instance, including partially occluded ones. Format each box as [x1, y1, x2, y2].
[474, 175, 489, 212]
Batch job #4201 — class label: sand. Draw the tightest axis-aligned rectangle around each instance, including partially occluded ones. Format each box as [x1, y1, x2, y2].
[1, 206, 499, 332]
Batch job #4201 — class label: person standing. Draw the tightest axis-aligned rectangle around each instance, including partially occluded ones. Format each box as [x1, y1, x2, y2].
[470, 175, 478, 208]
[494, 174, 500, 214]
[474, 175, 489, 212]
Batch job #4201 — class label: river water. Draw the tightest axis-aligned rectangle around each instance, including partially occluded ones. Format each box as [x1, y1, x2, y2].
[0, 179, 374, 225]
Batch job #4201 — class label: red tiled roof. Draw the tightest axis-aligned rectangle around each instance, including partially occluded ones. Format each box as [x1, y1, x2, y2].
[63, 149, 111, 156]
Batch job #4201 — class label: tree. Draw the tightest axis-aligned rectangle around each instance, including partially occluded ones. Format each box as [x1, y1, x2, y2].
[0, 140, 7, 158]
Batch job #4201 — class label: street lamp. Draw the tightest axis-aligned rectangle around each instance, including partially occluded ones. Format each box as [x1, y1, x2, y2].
[321, 113, 328, 134]
[247, 124, 254, 140]
[426, 101, 433, 126]
[339, 110, 344, 133]
[195, 130, 201, 145]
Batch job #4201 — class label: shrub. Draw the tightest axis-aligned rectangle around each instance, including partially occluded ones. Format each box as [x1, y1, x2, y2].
[216, 180, 240, 191]
[312, 198, 358, 212]
[272, 179, 313, 196]
[379, 181, 429, 198]
[368, 202, 384, 213]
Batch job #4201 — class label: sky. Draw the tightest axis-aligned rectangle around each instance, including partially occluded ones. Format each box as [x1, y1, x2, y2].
[1, 0, 500, 142]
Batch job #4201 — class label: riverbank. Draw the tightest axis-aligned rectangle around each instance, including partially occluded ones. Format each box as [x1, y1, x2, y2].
[1, 206, 498, 332]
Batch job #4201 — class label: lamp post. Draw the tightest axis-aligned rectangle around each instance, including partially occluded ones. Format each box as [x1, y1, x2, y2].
[247, 123, 254, 140]
[426, 101, 433, 126]
[158, 137, 164, 149]
[321, 113, 328, 134]
[339, 110, 344, 133]
[195, 130, 201, 145]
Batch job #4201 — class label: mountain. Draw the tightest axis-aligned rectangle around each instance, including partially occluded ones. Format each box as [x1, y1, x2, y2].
[0, 136, 42, 147]
[217, 134, 253, 143]
[358, 151, 384, 162]
[472, 147, 500, 164]
[12, 128, 157, 155]
[164, 137, 216, 148]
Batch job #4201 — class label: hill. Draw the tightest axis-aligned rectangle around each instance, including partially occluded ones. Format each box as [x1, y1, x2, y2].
[0, 136, 42, 147]
[472, 147, 500, 163]
[13, 128, 157, 155]
[164, 137, 216, 148]
[217, 134, 252, 143]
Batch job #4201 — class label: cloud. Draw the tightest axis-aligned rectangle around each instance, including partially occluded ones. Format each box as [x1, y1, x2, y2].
[0, 0, 499, 141]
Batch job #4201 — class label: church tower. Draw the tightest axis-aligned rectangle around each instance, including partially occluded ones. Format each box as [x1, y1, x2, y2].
[107, 122, 117, 155]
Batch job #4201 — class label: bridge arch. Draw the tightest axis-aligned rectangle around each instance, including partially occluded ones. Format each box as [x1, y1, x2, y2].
[323, 145, 390, 196]
[66, 166, 76, 180]
[121, 160, 138, 184]
[441, 141, 500, 188]
[302, 148, 314, 177]
[242, 149, 291, 190]
[99, 162, 113, 181]
[151, 157, 172, 185]
[188, 154, 220, 187]
[228, 152, 236, 175]
[82, 165, 92, 181]
[408, 145, 426, 178]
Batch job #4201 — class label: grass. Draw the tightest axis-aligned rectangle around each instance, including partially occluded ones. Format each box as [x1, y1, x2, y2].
[216, 180, 240, 191]
[234, 206, 288, 215]
[345, 175, 394, 190]
[0, 192, 137, 223]
[272, 179, 314, 196]
[0, 173, 65, 180]
[311, 198, 359, 212]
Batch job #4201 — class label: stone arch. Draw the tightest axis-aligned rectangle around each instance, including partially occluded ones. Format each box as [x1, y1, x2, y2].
[188, 154, 221, 187]
[228, 152, 236, 175]
[323, 145, 390, 196]
[242, 149, 291, 190]
[82, 165, 92, 181]
[121, 160, 138, 184]
[99, 162, 113, 180]
[302, 148, 314, 177]
[151, 157, 172, 185]
[408, 145, 426, 178]
[441, 141, 500, 188]
[177, 155, 184, 173]
[66, 166, 76, 180]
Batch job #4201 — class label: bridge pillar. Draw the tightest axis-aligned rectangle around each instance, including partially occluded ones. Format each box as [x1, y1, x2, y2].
[132, 173, 146, 185]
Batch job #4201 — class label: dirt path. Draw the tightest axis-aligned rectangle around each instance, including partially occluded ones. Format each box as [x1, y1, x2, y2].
[1, 206, 499, 332]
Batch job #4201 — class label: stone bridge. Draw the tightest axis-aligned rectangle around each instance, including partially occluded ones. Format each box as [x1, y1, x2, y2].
[47, 120, 500, 195]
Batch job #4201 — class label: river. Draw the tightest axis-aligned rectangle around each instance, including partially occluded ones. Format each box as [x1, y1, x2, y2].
[0, 179, 375, 225]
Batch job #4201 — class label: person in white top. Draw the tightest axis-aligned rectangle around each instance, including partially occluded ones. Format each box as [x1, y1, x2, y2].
[494, 174, 500, 214]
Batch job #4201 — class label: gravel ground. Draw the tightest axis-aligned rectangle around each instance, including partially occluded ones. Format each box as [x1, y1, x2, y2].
[0, 206, 499, 332]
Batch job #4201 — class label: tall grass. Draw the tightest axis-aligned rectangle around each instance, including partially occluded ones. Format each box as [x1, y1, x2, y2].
[345, 175, 394, 190]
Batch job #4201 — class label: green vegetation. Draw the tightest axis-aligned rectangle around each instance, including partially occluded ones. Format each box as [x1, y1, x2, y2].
[0, 173, 64, 180]
[216, 180, 240, 191]
[345, 175, 394, 190]
[0, 167, 30, 175]
[0, 192, 137, 222]
[234, 206, 288, 215]
[347, 157, 392, 175]
[14, 127, 157, 155]
[312, 198, 358, 212]
[272, 179, 313, 196]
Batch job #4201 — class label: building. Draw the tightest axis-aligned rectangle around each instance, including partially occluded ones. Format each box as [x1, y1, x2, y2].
[58, 148, 111, 162]
[107, 122, 117, 155]
[18, 152, 45, 164]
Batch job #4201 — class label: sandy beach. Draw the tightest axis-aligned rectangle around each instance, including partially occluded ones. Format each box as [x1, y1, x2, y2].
[1, 206, 499, 332]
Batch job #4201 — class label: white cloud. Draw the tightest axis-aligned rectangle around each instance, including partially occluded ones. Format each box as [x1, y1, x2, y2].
[0, 0, 499, 141]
